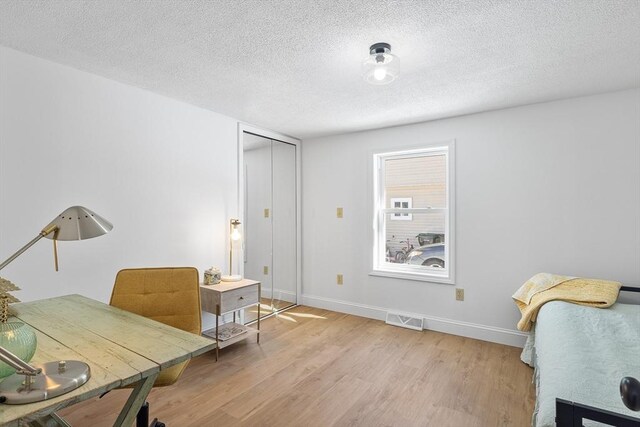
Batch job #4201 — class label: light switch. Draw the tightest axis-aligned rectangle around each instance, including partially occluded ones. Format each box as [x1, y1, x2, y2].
[337, 274, 343, 285]
[263, 266, 269, 275]
[337, 207, 343, 218]
[264, 208, 270, 218]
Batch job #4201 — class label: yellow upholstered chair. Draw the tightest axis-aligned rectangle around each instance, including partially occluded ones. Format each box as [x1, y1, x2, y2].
[110, 267, 202, 426]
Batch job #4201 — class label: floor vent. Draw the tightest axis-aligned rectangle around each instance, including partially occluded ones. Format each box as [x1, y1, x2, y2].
[385, 312, 424, 331]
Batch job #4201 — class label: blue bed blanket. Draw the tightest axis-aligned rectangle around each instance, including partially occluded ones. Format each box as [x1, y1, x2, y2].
[521, 301, 640, 426]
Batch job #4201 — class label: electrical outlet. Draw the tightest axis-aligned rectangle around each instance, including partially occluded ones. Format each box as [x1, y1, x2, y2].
[337, 207, 343, 218]
[337, 274, 343, 285]
[455, 288, 464, 301]
[263, 266, 269, 275]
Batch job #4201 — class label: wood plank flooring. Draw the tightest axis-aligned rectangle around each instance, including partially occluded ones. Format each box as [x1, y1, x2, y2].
[243, 297, 296, 323]
[58, 305, 535, 426]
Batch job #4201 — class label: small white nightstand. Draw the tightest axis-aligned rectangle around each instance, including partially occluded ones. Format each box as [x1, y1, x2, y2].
[200, 278, 261, 360]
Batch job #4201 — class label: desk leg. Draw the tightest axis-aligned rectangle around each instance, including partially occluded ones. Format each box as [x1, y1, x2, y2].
[257, 283, 261, 344]
[113, 372, 159, 427]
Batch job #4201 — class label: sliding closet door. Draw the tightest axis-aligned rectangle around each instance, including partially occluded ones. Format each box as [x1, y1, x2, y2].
[271, 141, 297, 311]
[243, 133, 272, 322]
[242, 131, 298, 322]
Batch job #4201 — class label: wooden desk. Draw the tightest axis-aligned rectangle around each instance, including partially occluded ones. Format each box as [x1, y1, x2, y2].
[0, 294, 216, 427]
[200, 279, 261, 360]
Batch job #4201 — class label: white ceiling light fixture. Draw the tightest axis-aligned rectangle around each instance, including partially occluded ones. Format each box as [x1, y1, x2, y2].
[363, 42, 400, 85]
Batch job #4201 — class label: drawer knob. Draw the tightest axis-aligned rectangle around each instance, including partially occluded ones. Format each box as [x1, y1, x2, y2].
[239, 296, 244, 300]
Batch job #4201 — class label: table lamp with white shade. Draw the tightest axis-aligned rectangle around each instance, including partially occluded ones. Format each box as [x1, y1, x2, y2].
[221, 219, 242, 282]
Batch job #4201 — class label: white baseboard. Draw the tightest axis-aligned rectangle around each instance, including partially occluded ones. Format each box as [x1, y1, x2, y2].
[301, 294, 528, 348]
[262, 287, 297, 303]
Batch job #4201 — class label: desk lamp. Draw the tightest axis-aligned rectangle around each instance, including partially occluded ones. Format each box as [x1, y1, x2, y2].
[221, 219, 242, 282]
[0, 206, 112, 404]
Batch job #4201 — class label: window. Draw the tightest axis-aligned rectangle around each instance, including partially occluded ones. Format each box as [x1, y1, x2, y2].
[371, 142, 455, 283]
[390, 197, 412, 220]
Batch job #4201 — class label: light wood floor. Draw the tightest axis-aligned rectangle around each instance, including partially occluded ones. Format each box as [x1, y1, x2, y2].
[58, 306, 535, 426]
[243, 298, 297, 323]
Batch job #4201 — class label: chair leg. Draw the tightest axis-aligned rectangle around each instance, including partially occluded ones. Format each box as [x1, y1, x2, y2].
[136, 401, 149, 427]
[137, 401, 166, 427]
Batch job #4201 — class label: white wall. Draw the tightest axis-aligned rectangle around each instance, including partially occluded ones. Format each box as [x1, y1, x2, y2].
[302, 89, 640, 346]
[0, 46, 239, 332]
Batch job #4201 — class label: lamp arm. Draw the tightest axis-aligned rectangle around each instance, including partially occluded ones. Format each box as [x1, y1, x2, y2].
[0, 225, 57, 272]
[0, 347, 40, 376]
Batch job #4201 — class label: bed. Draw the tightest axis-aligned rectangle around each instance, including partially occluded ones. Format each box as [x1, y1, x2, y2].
[522, 299, 640, 426]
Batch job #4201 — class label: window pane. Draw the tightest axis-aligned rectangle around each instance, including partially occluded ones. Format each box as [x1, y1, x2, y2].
[385, 154, 446, 209]
[384, 212, 445, 266]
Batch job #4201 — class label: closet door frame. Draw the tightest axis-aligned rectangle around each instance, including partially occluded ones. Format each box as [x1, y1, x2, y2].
[237, 123, 302, 305]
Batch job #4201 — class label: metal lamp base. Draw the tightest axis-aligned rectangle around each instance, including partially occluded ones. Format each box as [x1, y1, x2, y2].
[0, 360, 90, 404]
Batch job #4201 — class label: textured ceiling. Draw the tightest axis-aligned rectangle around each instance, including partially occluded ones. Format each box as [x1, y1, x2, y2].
[1, 1, 639, 139]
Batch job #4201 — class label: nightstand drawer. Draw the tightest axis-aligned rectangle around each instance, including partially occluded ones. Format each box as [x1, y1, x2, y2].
[221, 283, 259, 312]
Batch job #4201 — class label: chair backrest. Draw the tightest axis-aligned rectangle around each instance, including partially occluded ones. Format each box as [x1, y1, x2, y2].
[110, 267, 201, 335]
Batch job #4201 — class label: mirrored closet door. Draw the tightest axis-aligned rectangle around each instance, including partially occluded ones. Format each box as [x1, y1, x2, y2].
[242, 132, 297, 322]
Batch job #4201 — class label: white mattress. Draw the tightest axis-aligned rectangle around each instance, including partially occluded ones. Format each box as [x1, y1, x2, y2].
[521, 301, 640, 426]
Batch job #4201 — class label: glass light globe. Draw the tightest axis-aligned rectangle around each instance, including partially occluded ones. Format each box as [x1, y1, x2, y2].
[373, 67, 387, 81]
[363, 43, 400, 85]
[0, 322, 37, 379]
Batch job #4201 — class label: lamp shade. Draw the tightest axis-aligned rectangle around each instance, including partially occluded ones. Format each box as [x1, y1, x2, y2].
[231, 227, 241, 241]
[43, 206, 113, 241]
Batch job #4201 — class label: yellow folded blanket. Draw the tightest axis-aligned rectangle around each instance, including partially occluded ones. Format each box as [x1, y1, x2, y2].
[513, 273, 621, 331]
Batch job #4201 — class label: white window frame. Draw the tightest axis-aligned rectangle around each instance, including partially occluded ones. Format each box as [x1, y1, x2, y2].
[370, 140, 455, 284]
[390, 197, 412, 220]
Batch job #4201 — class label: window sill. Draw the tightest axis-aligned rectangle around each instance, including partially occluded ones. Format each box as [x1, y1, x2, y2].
[369, 268, 455, 284]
